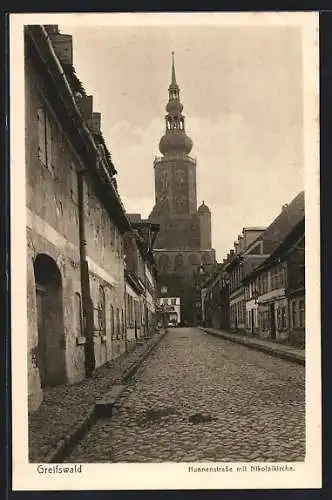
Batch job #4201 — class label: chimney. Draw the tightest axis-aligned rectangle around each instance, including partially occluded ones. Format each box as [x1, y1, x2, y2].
[89, 112, 101, 135]
[78, 95, 93, 121]
[230, 249, 235, 258]
[49, 32, 73, 65]
[44, 25, 60, 35]
[234, 242, 239, 255]
[238, 235, 244, 251]
[128, 214, 142, 223]
[282, 204, 289, 212]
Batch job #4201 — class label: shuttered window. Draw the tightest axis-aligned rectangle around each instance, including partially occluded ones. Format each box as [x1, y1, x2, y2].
[37, 106, 54, 174]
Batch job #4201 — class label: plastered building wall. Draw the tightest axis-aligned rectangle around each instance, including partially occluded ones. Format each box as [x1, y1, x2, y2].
[25, 48, 126, 412]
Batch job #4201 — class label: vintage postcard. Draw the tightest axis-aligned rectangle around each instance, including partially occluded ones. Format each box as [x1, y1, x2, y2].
[10, 12, 321, 490]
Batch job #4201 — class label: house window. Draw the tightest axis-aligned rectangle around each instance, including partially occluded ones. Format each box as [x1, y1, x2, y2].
[291, 299, 305, 329]
[116, 308, 121, 339]
[275, 267, 281, 289]
[261, 309, 269, 331]
[281, 306, 287, 329]
[264, 273, 268, 293]
[132, 301, 136, 327]
[131, 297, 135, 327]
[125, 294, 130, 326]
[299, 299, 305, 328]
[292, 301, 298, 329]
[37, 106, 54, 174]
[280, 266, 285, 287]
[74, 292, 83, 337]
[98, 286, 106, 335]
[259, 275, 263, 294]
[122, 309, 125, 338]
[171, 298, 176, 305]
[277, 308, 281, 330]
[110, 304, 115, 339]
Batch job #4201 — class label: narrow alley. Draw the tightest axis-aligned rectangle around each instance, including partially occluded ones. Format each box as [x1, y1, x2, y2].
[67, 328, 305, 463]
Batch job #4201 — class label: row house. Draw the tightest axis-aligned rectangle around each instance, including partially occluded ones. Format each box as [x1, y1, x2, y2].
[243, 191, 304, 343]
[126, 215, 160, 340]
[224, 228, 267, 332]
[243, 216, 305, 346]
[25, 25, 132, 413]
[156, 297, 181, 327]
[201, 264, 230, 331]
[123, 228, 146, 348]
[201, 191, 305, 348]
[224, 191, 304, 336]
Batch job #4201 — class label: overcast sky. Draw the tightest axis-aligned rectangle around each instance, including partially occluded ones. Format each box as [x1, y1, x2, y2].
[60, 22, 304, 261]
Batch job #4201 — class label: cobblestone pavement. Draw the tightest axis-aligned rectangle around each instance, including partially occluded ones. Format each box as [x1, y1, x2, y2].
[29, 335, 163, 462]
[68, 327, 305, 463]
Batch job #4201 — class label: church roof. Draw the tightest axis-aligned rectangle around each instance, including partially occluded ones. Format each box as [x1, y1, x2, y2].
[169, 51, 179, 90]
[159, 52, 193, 157]
[159, 130, 193, 156]
[198, 201, 211, 215]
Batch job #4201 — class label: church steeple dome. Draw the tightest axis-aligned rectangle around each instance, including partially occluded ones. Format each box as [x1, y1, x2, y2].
[159, 52, 193, 156]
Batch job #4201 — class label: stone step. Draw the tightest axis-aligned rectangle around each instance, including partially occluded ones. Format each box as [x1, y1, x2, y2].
[95, 384, 126, 418]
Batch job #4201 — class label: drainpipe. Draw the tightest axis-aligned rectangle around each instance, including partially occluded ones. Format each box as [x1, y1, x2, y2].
[77, 171, 95, 377]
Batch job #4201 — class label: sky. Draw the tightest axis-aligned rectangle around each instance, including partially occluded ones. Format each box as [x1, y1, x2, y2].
[60, 21, 304, 261]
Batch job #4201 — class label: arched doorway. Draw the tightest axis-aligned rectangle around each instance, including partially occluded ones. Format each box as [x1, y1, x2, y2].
[33, 253, 66, 388]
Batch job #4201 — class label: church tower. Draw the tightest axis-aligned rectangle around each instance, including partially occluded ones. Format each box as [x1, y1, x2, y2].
[149, 53, 216, 324]
[152, 52, 197, 221]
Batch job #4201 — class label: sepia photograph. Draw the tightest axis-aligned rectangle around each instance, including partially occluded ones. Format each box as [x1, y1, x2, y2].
[10, 12, 320, 490]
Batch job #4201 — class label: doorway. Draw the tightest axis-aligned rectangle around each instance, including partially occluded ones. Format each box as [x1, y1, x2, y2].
[251, 309, 255, 335]
[34, 254, 66, 387]
[270, 303, 276, 340]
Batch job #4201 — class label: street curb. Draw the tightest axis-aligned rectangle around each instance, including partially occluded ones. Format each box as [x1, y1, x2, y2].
[200, 328, 305, 366]
[44, 329, 168, 463]
[44, 406, 96, 464]
[121, 330, 168, 383]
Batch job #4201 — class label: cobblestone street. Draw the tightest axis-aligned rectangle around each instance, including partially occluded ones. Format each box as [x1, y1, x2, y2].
[68, 328, 305, 463]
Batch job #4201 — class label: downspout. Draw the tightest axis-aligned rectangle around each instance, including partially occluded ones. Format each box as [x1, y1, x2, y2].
[40, 28, 96, 376]
[123, 251, 128, 354]
[77, 172, 95, 377]
[144, 262, 148, 338]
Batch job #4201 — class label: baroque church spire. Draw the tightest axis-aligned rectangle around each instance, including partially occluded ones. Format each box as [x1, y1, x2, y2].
[170, 51, 178, 88]
[159, 52, 193, 156]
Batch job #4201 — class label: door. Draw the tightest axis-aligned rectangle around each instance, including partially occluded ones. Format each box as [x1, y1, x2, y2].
[34, 253, 66, 387]
[270, 303, 276, 339]
[251, 309, 255, 335]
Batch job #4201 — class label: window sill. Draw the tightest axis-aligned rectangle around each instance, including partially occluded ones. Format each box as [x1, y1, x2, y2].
[76, 336, 86, 345]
